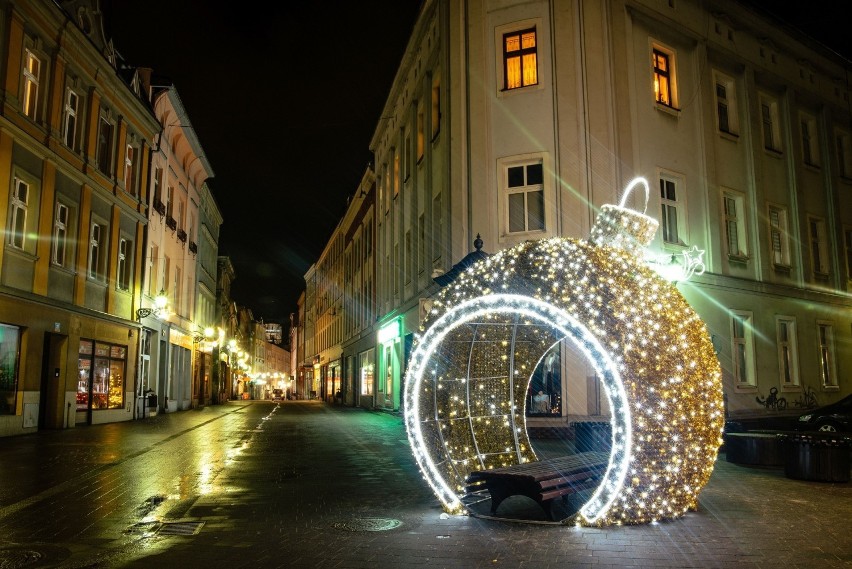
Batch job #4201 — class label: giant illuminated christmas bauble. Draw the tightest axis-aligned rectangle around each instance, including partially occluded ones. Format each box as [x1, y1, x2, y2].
[403, 179, 724, 526]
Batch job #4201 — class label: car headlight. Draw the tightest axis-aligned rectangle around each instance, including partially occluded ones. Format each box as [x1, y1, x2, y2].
[798, 414, 813, 422]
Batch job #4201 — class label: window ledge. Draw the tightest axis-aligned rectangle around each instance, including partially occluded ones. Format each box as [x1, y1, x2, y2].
[654, 102, 681, 118]
[718, 130, 739, 142]
[822, 385, 840, 391]
[734, 384, 758, 393]
[3, 246, 38, 262]
[727, 254, 749, 265]
[839, 174, 852, 185]
[803, 161, 821, 172]
[813, 271, 830, 282]
[780, 384, 802, 393]
[773, 263, 793, 275]
[763, 147, 784, 158]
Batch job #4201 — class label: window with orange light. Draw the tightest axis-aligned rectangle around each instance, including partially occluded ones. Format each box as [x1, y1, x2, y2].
[653, 49, 672, 106]
[503, 28, 538, 90]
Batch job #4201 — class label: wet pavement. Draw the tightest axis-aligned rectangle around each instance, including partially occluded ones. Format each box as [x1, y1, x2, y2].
[0, 400, 850, 568]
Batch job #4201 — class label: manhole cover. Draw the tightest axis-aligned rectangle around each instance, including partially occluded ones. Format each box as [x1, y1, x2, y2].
[0, 545, 70, 569]
[332, 517, 402, 532]
[156, 521, 205, 536]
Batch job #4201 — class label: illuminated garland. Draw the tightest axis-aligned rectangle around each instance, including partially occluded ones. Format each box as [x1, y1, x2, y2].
[403, 178, 724, 526]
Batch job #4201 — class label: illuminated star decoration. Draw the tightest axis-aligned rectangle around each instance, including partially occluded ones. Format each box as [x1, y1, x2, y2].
[403, 177, 724, 526]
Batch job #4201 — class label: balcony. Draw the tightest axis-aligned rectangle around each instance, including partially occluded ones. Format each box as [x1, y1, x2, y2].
[153, 200, 166, 216]
[166, 216, 177, 231]
[177, 229, 187, 243]
[188, 241, 198, 255]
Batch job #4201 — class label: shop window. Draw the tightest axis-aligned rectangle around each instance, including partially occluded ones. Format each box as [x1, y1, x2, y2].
[77, 339, 126, 411]
[0, 323, 21, 415]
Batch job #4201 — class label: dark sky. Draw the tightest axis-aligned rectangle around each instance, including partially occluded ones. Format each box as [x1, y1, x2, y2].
[103, 1, 423, 326]
[102, 2, 848, 327]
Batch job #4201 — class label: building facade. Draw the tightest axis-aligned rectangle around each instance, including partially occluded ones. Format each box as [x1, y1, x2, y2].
[303, 0, 852, 422]
[0, 0, 160, 435]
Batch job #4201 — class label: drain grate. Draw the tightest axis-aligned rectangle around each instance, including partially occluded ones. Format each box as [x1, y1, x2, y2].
[156, 521, 205, 536]
[332, 517, 402, 532]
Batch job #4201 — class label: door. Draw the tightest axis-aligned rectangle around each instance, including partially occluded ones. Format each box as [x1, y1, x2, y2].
[39, 332, 67, 429]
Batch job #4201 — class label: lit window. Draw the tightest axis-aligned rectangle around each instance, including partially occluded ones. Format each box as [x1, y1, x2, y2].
[808, 216, 829, 275]
[393, 148, 400, 197]
[53, 203, 69, 266]
[506, 161, 544, 234]
[653, 48, 673, 107]
[63, 89, 79, 149]
[8, 178, 29, 249]
[89, 222, 103, 279]
[801, 114, 819, 166]
[0, 323, 22, 415]
[416, 102, 425, 162]
[22, 50, 41, 120]
[722, 190, 747, 258]
[503, 28, 538, 90]
[817, 323, 837, 388]
[404, 131, 411, 181]
[714, 72, 738, 134]
[731, 311, 755, 387]
[659, 174, 685, 245]
[431, 73, 441, 139]
[760, 96, 781, 151]
[776, 317, 799, 386]
[768, 205, 790, 268]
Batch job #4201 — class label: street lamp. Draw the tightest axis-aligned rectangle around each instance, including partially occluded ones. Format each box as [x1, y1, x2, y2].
[136, 289, 169, 319]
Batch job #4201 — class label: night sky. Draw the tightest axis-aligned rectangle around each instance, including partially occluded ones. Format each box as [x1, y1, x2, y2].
[102, 1, 848, 328]
[103, 1, 423, 326]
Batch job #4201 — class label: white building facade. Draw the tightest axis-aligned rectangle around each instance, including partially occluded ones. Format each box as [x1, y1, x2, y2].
[363, 0, 851, 420]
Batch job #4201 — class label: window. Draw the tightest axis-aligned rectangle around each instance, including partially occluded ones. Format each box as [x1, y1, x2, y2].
[808, 216, 829, 275]
[393, 148, 399, 197]
[801, 114, 819, 166]
[845, 228, 852, 281]
[506, 161, 545, 234]
[431, 73, 441, 139]
[405, 230, 411, 285]
[97, 115, 114, 173]
[124, 144, 138, 195]
[152, 168, 164, 213]
[503, 28, 538, 90]
[722, 190, 747, 258]
[117, 238, 130, 290]
[714, 72, 738, 134]
[0, 323, 21, 415]
[148, 244, 158, 296]
[433, 192, 442, 262]
[53, 203, 69, 266]
[8, 178, 29, 249]
[403, 131, 411, 181]
[88, 222, 104, 279]
[731, 311, 755, 387]
[768, 205, 790, 267]
[652, 47, 675, 107]
[659, 174, 684, 245]
[776, 317, 799, 386]
[416, 103, 425, 162]
[22, 50, 41, 120]
[360, 349, 374, 396]
[836, 130, 852, 178]
[166, 186, 174, 217]
[817, 322, 837, 388]
[760, 96, 781, 151]
[63, 88, 79, 149]
[76, 340, 126, 411]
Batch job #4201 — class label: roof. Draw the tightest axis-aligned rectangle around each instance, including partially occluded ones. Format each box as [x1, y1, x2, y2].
[433, 234, 489, 287]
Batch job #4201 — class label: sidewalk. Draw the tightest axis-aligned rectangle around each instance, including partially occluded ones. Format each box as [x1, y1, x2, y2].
[0, 401, 850, 569]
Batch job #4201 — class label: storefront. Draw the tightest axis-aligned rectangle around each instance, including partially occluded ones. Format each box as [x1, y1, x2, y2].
[377, 318, 402, 411]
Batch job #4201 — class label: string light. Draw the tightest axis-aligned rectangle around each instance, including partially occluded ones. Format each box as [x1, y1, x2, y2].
[403, 178, 724, 526]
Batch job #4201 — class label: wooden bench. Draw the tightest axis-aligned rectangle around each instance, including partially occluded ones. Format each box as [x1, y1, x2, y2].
[465, 451, 609, 520]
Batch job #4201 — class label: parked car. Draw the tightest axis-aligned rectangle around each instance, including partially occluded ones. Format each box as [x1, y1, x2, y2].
[271, 389, 284, 402]
[796, 394, 852, 432]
